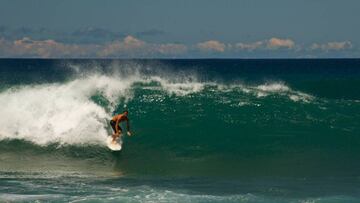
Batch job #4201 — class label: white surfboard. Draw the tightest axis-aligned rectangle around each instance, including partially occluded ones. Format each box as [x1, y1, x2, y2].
[106, 136, 123, 151]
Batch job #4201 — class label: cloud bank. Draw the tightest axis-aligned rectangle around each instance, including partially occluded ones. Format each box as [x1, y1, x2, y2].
[197, 40, 226, 52]
[310, 41, 353, 51]
[0, 35, 356, 58]
[267, 38, 295, 49]
[231, 38, 295, 51]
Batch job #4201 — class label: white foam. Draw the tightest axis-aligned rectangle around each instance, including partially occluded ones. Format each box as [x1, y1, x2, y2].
[0, 75, 128, 146]
[256, 83, 290, 92]
[150, 76, 204, 96]
[216, 82, 313, 103]
[0, 194, 64, 202]
[0, 71, 206, 146]
[289, 92, 313, 102]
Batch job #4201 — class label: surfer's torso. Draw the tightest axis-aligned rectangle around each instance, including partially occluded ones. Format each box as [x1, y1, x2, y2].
[111, 114, 128, 122]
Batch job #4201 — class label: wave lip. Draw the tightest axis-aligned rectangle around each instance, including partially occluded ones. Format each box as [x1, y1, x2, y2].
[254, 82, 313, 102]
[217, 82, 314, 102]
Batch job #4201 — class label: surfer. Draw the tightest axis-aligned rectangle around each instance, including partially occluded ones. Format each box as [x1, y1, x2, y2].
[110, 110, 132, 142]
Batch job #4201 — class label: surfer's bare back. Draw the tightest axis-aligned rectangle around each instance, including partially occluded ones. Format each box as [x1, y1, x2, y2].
[110, 110, 132, 142]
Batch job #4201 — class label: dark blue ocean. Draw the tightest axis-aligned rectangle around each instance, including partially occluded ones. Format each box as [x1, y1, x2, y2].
[0, 59, 360, 202]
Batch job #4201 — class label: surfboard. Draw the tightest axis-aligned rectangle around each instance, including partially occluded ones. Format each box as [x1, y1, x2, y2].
[106, 136, 123, 151]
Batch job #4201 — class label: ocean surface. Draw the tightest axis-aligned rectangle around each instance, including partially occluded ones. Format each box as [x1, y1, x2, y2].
[0, 59, 360, 202]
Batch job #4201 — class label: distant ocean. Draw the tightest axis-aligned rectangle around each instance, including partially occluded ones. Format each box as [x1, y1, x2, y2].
[1, 59, 360, 202]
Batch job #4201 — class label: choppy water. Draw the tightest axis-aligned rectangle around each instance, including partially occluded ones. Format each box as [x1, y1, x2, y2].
[0, 59, 360, 202]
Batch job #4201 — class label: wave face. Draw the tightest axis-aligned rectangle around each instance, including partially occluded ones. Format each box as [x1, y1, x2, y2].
[0, 59, 360, 178]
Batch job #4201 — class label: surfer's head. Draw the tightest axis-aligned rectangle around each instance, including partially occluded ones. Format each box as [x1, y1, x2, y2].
[123, 110, 128, 116]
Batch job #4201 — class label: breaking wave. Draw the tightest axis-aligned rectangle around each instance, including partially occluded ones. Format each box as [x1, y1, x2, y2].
[0, 64, 314, 146]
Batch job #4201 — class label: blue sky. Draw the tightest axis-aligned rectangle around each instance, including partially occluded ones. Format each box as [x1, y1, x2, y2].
[0, 0, 359, 58]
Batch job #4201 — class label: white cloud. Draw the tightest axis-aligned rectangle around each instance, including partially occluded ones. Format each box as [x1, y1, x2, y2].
[232, 37, 295, 51]
[310, 41, 353, 51]
[197, 40, 226, 52]
[234, 41, 264, 51]
[98, 35, 187, 57]
[0, 36, 189, 58]
[266, 38, 295, 49]
[2, 37, 98, 58]
[98, 35, 147, 57]
[155, 43, 188, 55]
[123, 35, 146, 48]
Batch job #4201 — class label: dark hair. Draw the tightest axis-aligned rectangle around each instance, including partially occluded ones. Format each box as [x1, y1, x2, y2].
[123, 110, 128, 113]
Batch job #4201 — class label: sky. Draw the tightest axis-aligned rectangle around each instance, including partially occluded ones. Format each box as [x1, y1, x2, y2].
[0, 0, 359, 58]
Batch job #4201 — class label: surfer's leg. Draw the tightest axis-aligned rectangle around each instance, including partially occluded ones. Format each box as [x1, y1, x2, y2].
[110, 120, 119, 142]
[112, 126, 122, 142]
[112, 134, 117, 141]
[116, 127, 123, 138]
[110, 120, 118, 138]
[110, 120, 117, 133]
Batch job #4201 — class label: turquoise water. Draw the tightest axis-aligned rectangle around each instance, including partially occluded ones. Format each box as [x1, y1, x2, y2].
[0, 59, 360, 202]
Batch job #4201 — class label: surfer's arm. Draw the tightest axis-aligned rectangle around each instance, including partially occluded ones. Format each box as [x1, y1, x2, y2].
[126, 118, 132, 136]
[126, 118, 130, 131]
